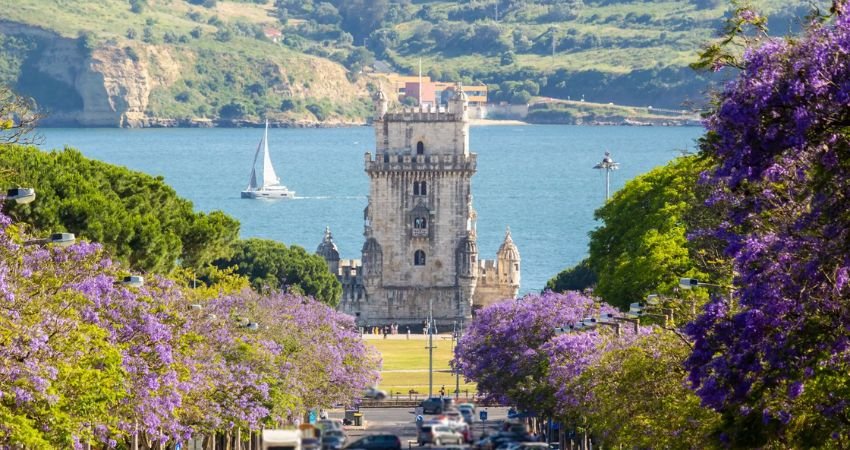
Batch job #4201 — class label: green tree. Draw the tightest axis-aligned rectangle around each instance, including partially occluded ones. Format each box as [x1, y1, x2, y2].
[586, 155, 721, 308]
[500, 50, 515, 66]
[546, 258, 596, 292]
[212, 238, 342, 307]
[579, 332, 720, 448]
[0, 145, 239, 273]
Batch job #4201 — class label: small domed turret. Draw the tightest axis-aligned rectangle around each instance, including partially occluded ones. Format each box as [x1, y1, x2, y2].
[316, 226, 340, 274]
[497, 227, 520, 286]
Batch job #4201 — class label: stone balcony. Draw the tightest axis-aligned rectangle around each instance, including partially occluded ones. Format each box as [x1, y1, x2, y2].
[364, 152, 477, 173]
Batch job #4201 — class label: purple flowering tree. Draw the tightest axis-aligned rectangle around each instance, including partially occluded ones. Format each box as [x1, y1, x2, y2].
[453, 291, 617, 415]
[686, 4, 850, 446]
[0, 207, 380, 448]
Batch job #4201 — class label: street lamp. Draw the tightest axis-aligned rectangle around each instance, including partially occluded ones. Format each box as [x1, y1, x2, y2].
[592, 151, 619, 201]
[120, 275, 144, 288]
[679, 277, 728, 290]
[24, 232, 75, 248]
[5, 187, 35, 204]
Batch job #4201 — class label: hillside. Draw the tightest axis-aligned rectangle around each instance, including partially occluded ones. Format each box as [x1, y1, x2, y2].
[0, 0, 823, 126]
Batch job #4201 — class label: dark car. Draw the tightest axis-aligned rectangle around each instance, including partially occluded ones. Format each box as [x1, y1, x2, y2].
[344, 434, 401, 450]
[419, 397, 454, 414]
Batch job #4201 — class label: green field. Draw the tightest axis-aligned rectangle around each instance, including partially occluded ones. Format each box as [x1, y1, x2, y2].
[368, 338, 478, 396]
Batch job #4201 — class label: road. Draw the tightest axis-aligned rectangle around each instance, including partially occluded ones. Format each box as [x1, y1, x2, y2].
[329, 407, 511, 448]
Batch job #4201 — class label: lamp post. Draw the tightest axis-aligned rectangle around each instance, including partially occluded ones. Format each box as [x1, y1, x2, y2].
[5, 187, 35, 204]
[427, 297, 435, 399]
[679, 277, 735, 310]
[24, 232, 75, 248]
[119, 275, 145, 288]
[592, 151, 619, 201]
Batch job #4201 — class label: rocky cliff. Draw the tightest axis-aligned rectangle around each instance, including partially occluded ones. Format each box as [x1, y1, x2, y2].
[0, 19, 372, 127]
[0, 20, 169, 126]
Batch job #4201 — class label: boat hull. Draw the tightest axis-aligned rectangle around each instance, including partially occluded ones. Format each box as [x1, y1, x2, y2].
[241, 188, 296, 199]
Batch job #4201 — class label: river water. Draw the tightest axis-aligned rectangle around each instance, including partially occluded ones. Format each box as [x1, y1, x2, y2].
[40, 124, 703, 293]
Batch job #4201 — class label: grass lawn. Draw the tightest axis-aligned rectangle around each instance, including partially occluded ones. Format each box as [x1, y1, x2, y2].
[368, 338, 478, 395]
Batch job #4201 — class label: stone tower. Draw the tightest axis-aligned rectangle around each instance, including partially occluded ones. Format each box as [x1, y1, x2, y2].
[325, 85, 520, 328]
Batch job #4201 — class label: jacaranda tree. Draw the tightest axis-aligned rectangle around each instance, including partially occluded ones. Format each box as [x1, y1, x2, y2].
[0, 208, 378, 448]
[452, 291, 619, 416]
[686, 4, 850, 447]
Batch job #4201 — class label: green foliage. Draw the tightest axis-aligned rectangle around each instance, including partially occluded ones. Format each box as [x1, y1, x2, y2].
[587, 155, 718, 308]
[546, 258, 596, 292]
[212, 238, 342, 307]
[0, 145, 239, 273]
[579, 331, 721, 448]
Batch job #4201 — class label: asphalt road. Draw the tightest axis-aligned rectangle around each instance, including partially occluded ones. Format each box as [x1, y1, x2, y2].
[330, 407, 510, 449]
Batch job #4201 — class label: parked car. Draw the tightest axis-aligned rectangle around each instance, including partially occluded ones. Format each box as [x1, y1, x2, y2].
[444, 409, 464, 424]
[458, 406, 475, 424]
[345, 434, 401, 450]
[431, 425, 464, 446]
[417, 425, 436, 446]
[419, 397, 453, 414]
[453, 422, 472, 443]
[363, 386, 388, 401]
[321, 430, 347, 450]
[317, 419, 344, 432]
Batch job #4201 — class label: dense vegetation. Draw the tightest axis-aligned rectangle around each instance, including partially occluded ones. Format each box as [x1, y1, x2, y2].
[0, 211, 378, 448]
[0, 0, 825, 125]
[0, 145, 239, 273]
[0, 144, 342, 304]
[212, 238, 343, 306]
[523, 4, 850, 447]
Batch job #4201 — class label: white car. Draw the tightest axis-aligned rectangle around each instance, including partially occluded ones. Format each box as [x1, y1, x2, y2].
[432, 425, 464, 446]
[363, 386, 387, 401]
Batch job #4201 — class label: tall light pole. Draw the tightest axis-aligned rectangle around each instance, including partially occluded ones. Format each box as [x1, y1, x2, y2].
[427, 297, 435, 399]
[592, 151, 619, 201]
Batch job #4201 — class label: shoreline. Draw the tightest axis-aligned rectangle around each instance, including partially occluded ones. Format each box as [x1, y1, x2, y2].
[34, 118, 704, 128]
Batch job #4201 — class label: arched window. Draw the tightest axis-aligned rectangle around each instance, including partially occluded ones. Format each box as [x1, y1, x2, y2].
[414, 217, 427, 229]
[383, 153, 389, 163]
[416, 141, 425, 155]
[414, 250, 426, 266]
[413, 181, 427, 196]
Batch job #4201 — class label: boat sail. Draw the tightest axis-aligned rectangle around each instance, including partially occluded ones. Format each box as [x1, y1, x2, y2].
[241, 121, 295, 199]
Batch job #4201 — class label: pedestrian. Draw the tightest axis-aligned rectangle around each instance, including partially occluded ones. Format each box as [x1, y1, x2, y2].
[383, 326, 388, 339]
[440, 385, 446, 398]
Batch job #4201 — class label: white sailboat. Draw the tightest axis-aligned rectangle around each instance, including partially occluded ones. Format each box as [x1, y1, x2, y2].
[241, 120, 295, 199]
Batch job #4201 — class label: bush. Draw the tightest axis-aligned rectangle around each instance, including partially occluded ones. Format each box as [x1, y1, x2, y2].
[305, 102, 328, 121]
[219, 101, 246, 119]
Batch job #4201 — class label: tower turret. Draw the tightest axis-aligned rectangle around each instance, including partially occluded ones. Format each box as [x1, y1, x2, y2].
[497, 227, 521, 287]
[450, 83, 469, 121]
[316, 226, 341, 275]
[374, 87, 388, 120]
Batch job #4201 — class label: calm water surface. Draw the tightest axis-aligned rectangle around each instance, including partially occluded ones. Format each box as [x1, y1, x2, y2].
[40, 125, 703, 293]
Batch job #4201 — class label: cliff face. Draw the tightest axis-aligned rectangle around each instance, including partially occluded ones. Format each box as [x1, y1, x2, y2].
[0, 19, 371, 127]
[1, 20, 172, 127]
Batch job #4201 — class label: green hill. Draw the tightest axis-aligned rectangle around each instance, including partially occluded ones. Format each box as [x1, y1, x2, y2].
[0, 0, 821, 126]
